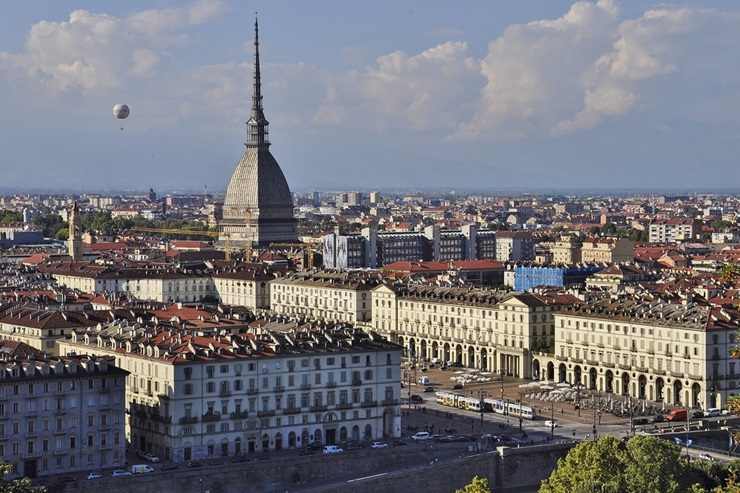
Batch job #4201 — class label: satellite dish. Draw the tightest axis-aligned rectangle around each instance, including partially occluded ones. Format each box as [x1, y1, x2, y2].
[112, 104, 130, 119]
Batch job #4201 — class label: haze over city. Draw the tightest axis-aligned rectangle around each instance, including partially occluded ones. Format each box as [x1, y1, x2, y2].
[2, 0, 739, 192]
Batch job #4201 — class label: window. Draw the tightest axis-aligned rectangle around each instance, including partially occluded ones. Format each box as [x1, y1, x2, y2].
[184, 383, 193, 395]
[206, 366, 215, 379]
[184, 368, 193, 380]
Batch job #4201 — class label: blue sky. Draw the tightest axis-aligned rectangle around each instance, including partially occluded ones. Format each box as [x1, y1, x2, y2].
[1, 0, 739, 193]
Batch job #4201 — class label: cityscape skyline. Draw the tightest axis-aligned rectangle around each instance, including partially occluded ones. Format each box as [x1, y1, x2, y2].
[2, 0, 740, 191]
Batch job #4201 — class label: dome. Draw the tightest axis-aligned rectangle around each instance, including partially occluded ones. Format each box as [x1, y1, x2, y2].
[223, 147, 293, 214]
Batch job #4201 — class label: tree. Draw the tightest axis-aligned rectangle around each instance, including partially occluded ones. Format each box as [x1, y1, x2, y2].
[0, 463, 45, 492]
[456, 476, 492, 493]
[540, 436, 691, 493]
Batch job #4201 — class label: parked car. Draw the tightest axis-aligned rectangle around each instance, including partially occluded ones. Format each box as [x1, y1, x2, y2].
[186, 461, 203, 468]
[371, 441, 388, 449]
[699, 453, 715, 462]
[423, 386, 435, 393]
[544, 420, 559, 429]
[411, 432, 432, 441]
[706, 408, 722, 418]
[652, 414, 665, 423]
[138, 451, 160, 463]
[410, 394, 424, 404]
[131, 464, 155, 474]
[323, 445, 344, 455]
[86, 473, 103, 480]
[453, 384, 463, 390]
[112, 469, 132, 478]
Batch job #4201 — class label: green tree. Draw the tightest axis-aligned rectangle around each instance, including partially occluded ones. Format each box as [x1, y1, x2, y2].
[456, 476, 492, 493]
[0, 463, 45, 492]
[0, 210, 22, 225]
[540, 436, 694, 493]
[55, 227, 69, 241]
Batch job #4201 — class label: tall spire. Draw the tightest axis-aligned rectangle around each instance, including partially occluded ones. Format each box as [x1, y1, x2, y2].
[246, 14, 269, 148]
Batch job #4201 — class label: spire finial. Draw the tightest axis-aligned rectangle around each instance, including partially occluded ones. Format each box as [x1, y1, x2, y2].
[246, 12, 269, 148]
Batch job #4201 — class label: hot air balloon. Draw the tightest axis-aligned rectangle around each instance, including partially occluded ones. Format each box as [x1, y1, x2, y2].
[113, 104, 130, 119]
[113, 104, 129, 131]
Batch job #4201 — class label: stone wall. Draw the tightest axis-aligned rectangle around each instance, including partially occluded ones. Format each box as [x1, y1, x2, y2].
[53, 442, 574, 493]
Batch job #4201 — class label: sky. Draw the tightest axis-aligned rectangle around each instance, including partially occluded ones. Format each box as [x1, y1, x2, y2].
[1, 0, 739, 194]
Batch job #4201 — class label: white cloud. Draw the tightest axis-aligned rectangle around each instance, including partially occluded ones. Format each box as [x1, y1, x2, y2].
[0, 0, 225, 92]
[463, 1, 740, 138]
[318, 41, 483, 132]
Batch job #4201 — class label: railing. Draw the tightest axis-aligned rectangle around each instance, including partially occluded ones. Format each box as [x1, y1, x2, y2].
[653, 369, 666, 375]
[382, 398, 400, 406]
[219, 389, 231, 397]
[351, 379, 362, 387]
[230, 411, 249, 420]
[618, 363, 631, 370]
[670, 371, 684, 378]
[246, 388, 259, 396]
[336, 402, 352, 410]
[326, 382, 337, 388]
[178, 416, 198, 425]
[257, 410, 275, 418]
[309, 405, 328, 412]
[361, 400, 378, 408]
[300, 384, 312, 390]
[283, 407, 301, 415]
[202, 412, 221, 422]
[273, 386, 285, 393]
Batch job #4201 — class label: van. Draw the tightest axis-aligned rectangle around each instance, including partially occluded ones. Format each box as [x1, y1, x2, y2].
[130, 464, 155, 474]
[706, 408, 722, 417]
[666, 408, 688, 422]
[418, 376, 430, 385]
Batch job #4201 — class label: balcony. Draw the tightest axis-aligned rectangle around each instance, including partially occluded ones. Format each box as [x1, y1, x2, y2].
[670, 371, 684, 378]
[229, 411, 249, 420]
[178, 416, 198, 425]
[246, 388, 259, 396]
[300, 384, 312, 391]
[273, 386, 286, 393]
[336, 402, 352, 410]
[653, 369, 666, 376]
[618, 363, 631, 370]
[309, 405, 328, 412]
[351, 379, 363, 387]
[382, 398, 400, 406]
[326, 381, 337, 389]
[202, 412, 221, 423]
[283, 407, 301, 415]
[361, 400, 378, 408]
[257, 410, 275, 418]
[219, 389, 231, 398]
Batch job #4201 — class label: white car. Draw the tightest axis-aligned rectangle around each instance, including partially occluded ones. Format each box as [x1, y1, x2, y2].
[699, 453, 715, 462]
[87, 472, 103, 480]
[323, 445, 344, 454]
[131, 464, 155, 474]
[544, 420, 559, 429]
[371, 441, 389, 449]
[411, 432, 432, 441]
[112, 469, 132, 477]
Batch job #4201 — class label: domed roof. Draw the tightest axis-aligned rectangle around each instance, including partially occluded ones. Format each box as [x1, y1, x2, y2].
[223, 147, 292, 211]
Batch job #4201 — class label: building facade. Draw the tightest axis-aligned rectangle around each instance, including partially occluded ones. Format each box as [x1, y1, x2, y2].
[372, 284, 561, 378]
[580, 237, 634, 264]
[649, 219, 699, 244]
[269, 271, 380, 323]
[531, 297, 740, 410]
[495, 232, 535, 262]
[58, 325, 401, 463]
[0, 355, 127, 479]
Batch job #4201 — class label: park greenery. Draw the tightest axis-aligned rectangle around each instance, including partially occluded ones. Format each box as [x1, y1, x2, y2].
[19, 210, 212, 241]
[456, 475, 492, 493]
[0, 463, 45, 492]
[540, 436, 740, 493]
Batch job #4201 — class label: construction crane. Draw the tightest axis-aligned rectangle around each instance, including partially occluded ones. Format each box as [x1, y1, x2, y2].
[128, 227, 243, 260]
